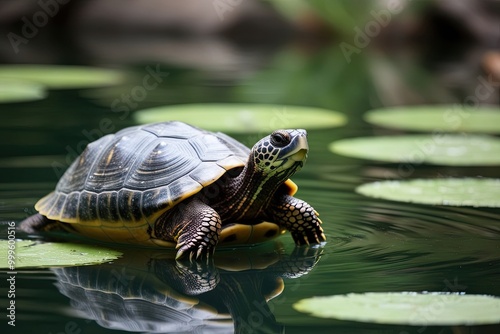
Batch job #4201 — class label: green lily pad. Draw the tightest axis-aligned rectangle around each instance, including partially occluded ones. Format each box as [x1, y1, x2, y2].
[293, 292, 500, 325]
[0, 240, 121, 268]
[0, 80, 47, 103]
[330, 134, 500, 165]
[356, 178, 500, 207]
[134, 104, 347, 133]
[365, 105, 500, 133]
[0, 65, 126, 89]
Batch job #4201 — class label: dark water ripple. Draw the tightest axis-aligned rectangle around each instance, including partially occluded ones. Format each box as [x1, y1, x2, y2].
[1, 155, 500, 333]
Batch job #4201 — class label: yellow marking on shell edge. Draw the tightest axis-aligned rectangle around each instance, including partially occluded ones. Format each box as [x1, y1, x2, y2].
[35, 170, 294, 247]
[35, 161, 293, 223]
[150, 238, 177, 248]
[34, 192, 52, 212]
[66, 222, 156, 245]
[216, 252, 281, 271]
[145, 187, 202, 224]
[265, 278, 284, 301]
[35, 191, 55, 215]
[219, 222, 285, 245]
[284, 179, 298, 196]
[56, 215, 285, 248]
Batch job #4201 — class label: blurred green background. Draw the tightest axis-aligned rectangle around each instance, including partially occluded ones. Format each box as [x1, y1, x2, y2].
[1, 1, 499, 334]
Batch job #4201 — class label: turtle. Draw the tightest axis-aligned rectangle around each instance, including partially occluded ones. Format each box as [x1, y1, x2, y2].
[21, 121, 326, 260]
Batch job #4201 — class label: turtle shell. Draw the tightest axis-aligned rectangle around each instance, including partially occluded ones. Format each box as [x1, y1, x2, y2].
[35, 121, 297, 245]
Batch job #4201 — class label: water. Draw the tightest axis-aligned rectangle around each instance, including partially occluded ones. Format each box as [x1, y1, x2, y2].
[1, 46, 500, 334]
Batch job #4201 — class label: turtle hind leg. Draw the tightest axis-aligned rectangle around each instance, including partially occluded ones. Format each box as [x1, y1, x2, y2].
[154, 198, 222, 261]
[269, 194, 326, 245]
[18, 213, 62, 233]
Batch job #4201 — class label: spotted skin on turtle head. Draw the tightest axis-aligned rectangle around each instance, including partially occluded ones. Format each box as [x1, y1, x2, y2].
[252, 129, 308, 175]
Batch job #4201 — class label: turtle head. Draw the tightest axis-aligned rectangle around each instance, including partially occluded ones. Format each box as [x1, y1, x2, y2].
[251, 129, 308, 178]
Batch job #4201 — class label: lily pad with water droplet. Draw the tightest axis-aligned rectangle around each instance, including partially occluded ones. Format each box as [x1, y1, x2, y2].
[365, 105, 500, 133]
[356, 178, 500, 207]
[0, 65, 126, 89]
[330, 134, 500, 165]
[0, 240, 121, 268]
[134, 104, 347, 133]
[293, 292, 500, 325]
[0, 80, 47, 103]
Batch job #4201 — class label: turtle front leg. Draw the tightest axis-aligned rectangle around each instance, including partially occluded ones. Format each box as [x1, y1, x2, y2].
[154, 198, 222, 261]
[269, 194, 326, 245]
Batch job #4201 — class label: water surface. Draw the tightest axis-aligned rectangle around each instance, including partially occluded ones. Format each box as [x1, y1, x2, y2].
[1, 47, 499, 334]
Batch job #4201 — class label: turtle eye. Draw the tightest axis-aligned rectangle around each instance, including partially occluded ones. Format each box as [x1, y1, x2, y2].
[270, 131, 291, 147]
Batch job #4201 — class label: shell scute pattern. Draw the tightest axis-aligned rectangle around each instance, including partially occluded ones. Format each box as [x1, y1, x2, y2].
[49, 193, 68, 219]
[116, 189, 143, 222]
[142, 121, 198, 139]
[84, 131, 154, 193]
[61, 192, 79, 221]
[188, 162, 227, 185]
[56, 134, 115, 192]
[125, 139, 200, 191]
[96, 191, 120, 223]
[36, 122, 249, 225]
[189, 134, 236, 162]
[140, 187, 172, 219]
[77, 191, 98, 222]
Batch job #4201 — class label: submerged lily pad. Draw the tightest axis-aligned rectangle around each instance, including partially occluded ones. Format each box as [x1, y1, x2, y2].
[330, 134, 500, 165]
[0, 80, 47, 103]
[356, 178, 500, 207]
[134, 104, 347, 133]
[365, 105, 500, 133]
[0, 240, 121, 268]
[0, 65, 126, 89]
[293, 292, 500, 325]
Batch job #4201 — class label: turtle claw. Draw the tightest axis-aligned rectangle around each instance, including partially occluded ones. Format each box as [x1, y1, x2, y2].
[172, 200, 221, 262]
[270, 195, 326, 247]
[175, 241, 215, 263]
[289, 210, 326, 246]
[196, 247, 205, 260]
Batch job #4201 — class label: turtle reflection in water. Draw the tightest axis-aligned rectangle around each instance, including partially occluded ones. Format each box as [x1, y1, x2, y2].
[22, 121, 326, 260]
[53, 244, 323, 333]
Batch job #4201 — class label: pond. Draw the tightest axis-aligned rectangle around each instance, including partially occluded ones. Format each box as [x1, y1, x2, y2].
[1, 45, 499, 334]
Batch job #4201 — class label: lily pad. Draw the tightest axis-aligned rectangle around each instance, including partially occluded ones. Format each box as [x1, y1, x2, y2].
[0, 80, 47, 103]
[0, 240, 121, 268]
[365, 105, 500, 133]
[134, 103, 347, 133]
[293, 292, 500, 325]
[0, 65, 126, 89]
[356, 178, 500, 207]
[330, 134, 500, 165]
